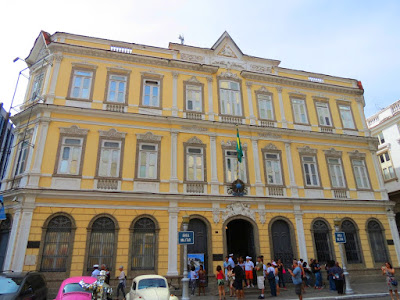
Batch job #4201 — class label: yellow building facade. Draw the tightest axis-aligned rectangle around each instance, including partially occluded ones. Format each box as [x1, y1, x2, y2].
[1, 31, 399, 289]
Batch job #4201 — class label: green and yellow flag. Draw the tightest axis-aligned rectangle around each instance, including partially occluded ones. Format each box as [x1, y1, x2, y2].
[236, 127, 243, 163]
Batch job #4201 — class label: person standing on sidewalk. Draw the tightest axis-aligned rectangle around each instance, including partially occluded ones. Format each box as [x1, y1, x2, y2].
[244, 256, 254, 288]
[312, 259, 322, 289]
[255, 256, 265, 299]
[198, 264, 206, 296]
[382, 262, 399, 300]
[277, 259, 286, 290]
[288, 260, 303, 300]
[216, 265, 226, 300]
[116, 265, 126, 300]
[329, 262, 344, 295]
[224, 256, 230, 281]
[233, 260, 245, 299]
[266, 262, 277, 297]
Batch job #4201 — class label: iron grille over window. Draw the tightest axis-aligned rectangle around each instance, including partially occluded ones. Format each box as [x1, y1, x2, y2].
[313, 220, 333, 264]
[341, 220, 362, 264]
[87, 217, 115, 271]
[41, 216, 72, 272]
[132, 218, 156, 270]
[368, 220, 388, 263]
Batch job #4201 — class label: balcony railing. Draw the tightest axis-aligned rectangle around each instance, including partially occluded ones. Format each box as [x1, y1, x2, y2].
[333, 189, 348, 199]
[186, 183, 205, 194]
[110, 45, 132, 54]
[106, 103, 125, 113]
[320, 126, 333, 133]
[268, 187, 284, 197]
[260, 120, 275, 127]
[220, 116, 242, 124]
[186, 112, 202, 120]
[97, 178, 119, 190]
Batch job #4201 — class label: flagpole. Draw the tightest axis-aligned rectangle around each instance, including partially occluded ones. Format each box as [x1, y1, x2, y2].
[236, 125, 241, 180]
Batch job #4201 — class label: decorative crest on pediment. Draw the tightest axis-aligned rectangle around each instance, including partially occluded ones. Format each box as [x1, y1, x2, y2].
[263, 143, 278, 151]
[217, 71, 239, 80]
[99, 128, 126, 139]
[323, 148, 342, 157]
[250, 64, 272, 74]
[218, 45, 237, 58]
[222, 203, 255, 222]
[186, 136, 204, 145]
[298, 146, 317, 155]
[256, 86, 270, 93]
[348, 150, 366, 159]
[136, 132, 162, 142]
[185, 76, 201, 84]
[59, 125, 89, 136]
[221, 140, 247, 148]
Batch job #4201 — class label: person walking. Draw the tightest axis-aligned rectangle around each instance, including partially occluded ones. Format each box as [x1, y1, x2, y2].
[255, 256, 265, 299]
[233, 260, 245, 299]
[382, 262, 399, 300]
[198, 265, 206, 296]
[216, 265, 226, 300]
[189, 265, 198, 296]
[329, 262, 344, 295]
[116, 265, 126, 300]
[312, 259, 322, 289]
[244, 256, 254, 288]
[91, 264, 100, 278]
[288, 260, 303, 300]
[277, 259, 286, 290]
[266, 262, 277, 297]
[227, 265, 235, 297]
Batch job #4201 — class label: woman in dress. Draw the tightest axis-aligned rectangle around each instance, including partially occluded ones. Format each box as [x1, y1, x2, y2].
[198, 265, 206, 296]
[382, 262, 399, 300]
[277, 259, 287, 290]
[216, 265, 226, 300]
[227, 265, 235, 297]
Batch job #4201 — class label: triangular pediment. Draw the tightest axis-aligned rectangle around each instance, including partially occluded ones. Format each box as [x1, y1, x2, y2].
[25, 31, 51, 66]
[212, 31, 243, 59]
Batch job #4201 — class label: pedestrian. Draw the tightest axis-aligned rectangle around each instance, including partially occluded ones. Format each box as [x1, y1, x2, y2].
[273, 262, 280, 296]
[244, 256, 254, 288]
[312, 259, 322, 289]
[227, 265, 235, 297]
[91, 264, 100, 278]
[190, 265, 197, 296]
[198, 264, 206, 296]
[382, 262, 399, 300]
[101, 264, 110, 284]
[228, 253, 235, 268]
[238, 256, 246, 288]
[255, 256, 265, 299]
[329, 261, 344, 295]
[224, 256, 230, 281]
[303, 262, 312, 287]
[233, 260, 245, 299]
[326, 260, 336, 291]
[277, 259, 286, 290]
[266, 262, 277, 297]
[116, 265, 126, 300]
[299, 260, 305, 293]
[288, 260, 303, 300]
[216, 265, 226, 300]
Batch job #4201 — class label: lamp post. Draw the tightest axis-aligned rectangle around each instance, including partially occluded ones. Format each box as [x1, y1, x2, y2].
[181, 215, 190, 300]
[333, 218, 354, 295]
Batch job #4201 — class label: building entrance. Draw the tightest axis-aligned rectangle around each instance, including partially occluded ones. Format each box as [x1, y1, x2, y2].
[226, 219, 256, 260]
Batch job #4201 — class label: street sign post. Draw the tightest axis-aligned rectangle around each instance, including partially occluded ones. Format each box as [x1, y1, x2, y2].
[335, 232, 346, 243]
[178, 231, 194, 245]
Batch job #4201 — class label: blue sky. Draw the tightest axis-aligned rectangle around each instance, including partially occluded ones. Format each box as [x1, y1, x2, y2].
[0, 0, 398, 117]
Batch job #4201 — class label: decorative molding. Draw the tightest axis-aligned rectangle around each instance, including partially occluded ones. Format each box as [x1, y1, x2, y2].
[258, 132, 282, 139]
[298, 146, 318, 155]
[250, 64, 272, 74]
[348, 150, 366, 159]
[99, 128, 126, 139]
[222, 202, 255, 222]
[185, 76, 201, 84]
[136, 131, 163, 141]
[263, 143, 278, 151]
[256, 86, 270, 93]
[59, 125, 88, 136]
[218, 45, 237, 58]
[181, 125, 208, 132]
[213, 208, 220, 224]
[186, 136, 204, 145]
[323, 148, 342, 157]
[221, 140, 247, 148]
[276, 86, 283, 93]
[54, 53, 63, 63]
[180, 53, 205, 63]
[71, 61, 98, 69]
[140, 71, 164, 78]
[172, 71, 179, 79]
[257, 209, 267, 224]
[206, 76, 213, 83]
[245, 82, 252, 88]
[217, 71, 239, 80]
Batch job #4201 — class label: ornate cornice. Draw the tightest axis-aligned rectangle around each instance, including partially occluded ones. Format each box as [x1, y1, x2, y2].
[222, 202, 255, 222]
[323, 148, 342, 157]
[136, 131, 162, 142]
[181, 125, 208, 132]
[217, 71, 240, 80]
[262, 143, 278, 151]
[186, 136, 204, 145]
[298, 146, 318, 155]
[59, 125, 89, 136]
[348, 150, 366, 159]
[184, 76, 201, 84]
[99, 128, 126, 139]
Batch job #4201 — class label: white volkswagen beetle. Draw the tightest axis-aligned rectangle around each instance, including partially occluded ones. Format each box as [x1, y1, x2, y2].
[125, 275, 179, 300]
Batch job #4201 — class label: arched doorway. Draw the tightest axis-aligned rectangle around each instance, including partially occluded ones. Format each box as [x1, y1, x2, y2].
[312, 219, 334, 264]
[226, 219, 256, 260]
[367, 219, 388, 264]
[0, 214, 12, 271]
[188, 218, 209, 281]
[271, 219, 294, 267]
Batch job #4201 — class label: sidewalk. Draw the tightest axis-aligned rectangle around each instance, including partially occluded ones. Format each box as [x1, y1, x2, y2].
[186, 281, 390, 300]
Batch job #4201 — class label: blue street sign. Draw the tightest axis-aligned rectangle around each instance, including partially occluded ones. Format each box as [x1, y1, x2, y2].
[178, 231, 194, 245]
[0, 195, 5, 221]
[335, 232, 346, 243]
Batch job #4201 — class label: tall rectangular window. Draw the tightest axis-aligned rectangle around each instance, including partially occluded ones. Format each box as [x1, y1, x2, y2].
[220, 81, 242, 116]
[107, 75, 127, 103]
[301, 155, 320, 187]
[186, 85, 202, 112]
[142, 80, 160, 107]
[225, 150, 246, 182]
[352, 159, 370, 189]
[316, 101, 332, 127]
[30, 72, 45, 101]
[186, 147, 204, 181]
[57, 137, 83, 175]
[292, 98, 308, 124]
[70, 70, 93, 100]
[379, 152, 396, 181]
[138, 143, 158, 179]
[98, 140, 122, 177]
[258, 94, 274, 120]
[264, 153, 283, 185]
[377, 132, 385, 145]
[327, 157, 346, 188]
[338, 104, 356, 129]
[15, 140, 29, 176]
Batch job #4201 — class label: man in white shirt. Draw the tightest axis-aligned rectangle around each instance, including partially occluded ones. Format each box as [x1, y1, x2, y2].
[91, 264, 100, 278]
[116, 265, 126, 299]
[228, 253, 235, 268]
[244, 256, 254, 288]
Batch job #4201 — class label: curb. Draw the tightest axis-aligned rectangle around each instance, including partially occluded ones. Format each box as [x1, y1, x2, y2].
[302, 292, 389, 299]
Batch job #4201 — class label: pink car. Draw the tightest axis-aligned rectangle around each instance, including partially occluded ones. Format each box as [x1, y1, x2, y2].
[54, 276, 97, 300]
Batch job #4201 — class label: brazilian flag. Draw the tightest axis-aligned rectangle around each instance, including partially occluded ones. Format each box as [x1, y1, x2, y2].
[236, 128, 243, 163]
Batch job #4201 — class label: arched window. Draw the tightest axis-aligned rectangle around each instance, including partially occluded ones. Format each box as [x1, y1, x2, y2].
[87, 217, 116, 271]
[0, 215, 12, 270]
[341, 220, 362, 264]
[368, 220, 388, 263]
[41, 215, 72, 272]
[313, 220, 333, 264]
[132, 217, 156, 270]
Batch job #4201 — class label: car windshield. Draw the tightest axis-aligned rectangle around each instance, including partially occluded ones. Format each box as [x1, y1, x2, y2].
[0, 276, 23, 294]
[63, 283, 91, 294]
[138, 279, 167, 290]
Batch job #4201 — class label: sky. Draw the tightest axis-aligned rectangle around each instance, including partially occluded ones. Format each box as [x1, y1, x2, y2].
[0, 0, 399, 118]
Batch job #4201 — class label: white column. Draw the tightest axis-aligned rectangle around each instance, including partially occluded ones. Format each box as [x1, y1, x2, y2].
[294, 206, 308, 263]
[276, 87, 287, 128]
[2, 206, 22, 271]
[170, 130, 178, 193]
[252, 138, 263, 195]
[46, 53, 63, 104]
[207, 76, 214, 121]
[285, 142, 299, 197]
[388, 211, 400, 266]
[167, 201, 179, 276]
[172, 72, 179, 117]
[246, 83, 256, 125]
[370, 149, 389, 200]
[210, 134, 219, 194]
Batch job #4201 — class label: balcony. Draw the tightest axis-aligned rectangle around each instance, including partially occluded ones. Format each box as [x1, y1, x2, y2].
[186, 112, 202, 120]
[320, 126, 333, 133]
[260, 120, 275, 127]
[268, 187, 284, 197]
[185, 183, 205, 194]
[220, 116, 242, 124]
[106, 103, 125, 113]
[97, 178, 119, 190]
[333, 189, 348, 199]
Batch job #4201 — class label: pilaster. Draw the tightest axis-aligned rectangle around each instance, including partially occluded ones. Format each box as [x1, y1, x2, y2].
[294, 205, 308, 263]
[387, 211, 400, 266]
[251, 137, 264, 195]
[170, 130, 179, 193]
[210, 134, 219, 194]
[276, 87, 287, 128]
[285, 142, 299, 197]
[370, 149, 389, 200]
[46, 53, 63, 104]
[206, 76, 214, 121]
[167, 201, 179, 276]
[246, 82, 256, 125]
[172, 72, 179, 117]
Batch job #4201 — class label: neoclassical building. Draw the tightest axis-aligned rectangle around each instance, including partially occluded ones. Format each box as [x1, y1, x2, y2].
[1, 31, 399, 291]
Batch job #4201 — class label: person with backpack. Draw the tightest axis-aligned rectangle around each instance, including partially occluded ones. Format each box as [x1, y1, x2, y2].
[255, 256, 265, 299]
[266, 262, 277, 297]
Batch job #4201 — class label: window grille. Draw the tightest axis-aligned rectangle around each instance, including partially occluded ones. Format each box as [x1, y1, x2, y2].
[313, 220, 333, 264]
[368, 220, 388, 263]
[341, 220, 362, 264]
[132, 218, 156, 270]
